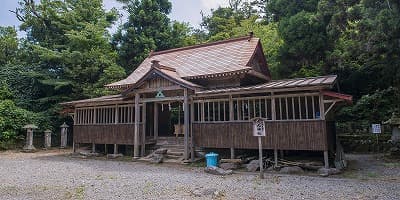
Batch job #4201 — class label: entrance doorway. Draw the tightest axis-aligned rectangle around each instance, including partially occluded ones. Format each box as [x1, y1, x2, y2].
[156, 102, 184, 137]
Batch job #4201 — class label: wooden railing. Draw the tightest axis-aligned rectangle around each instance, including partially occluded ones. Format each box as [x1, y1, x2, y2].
[73, 124, 143, 145]
[192, 120, 327, 151]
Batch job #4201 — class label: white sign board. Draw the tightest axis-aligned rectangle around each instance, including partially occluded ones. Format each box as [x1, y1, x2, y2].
[252, 118, 266, 137]
[372, 124, 382, 134]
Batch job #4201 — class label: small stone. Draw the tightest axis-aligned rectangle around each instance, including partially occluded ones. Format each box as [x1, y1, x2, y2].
[280, 166, 304, 174]
[151, 154, 164, 163]
[106, 154, 123, 159]
[202, 188, 217, 196]
[246, 160, 260, 172]
[317, 168, 341, 176]
[220, 162, 239, 170]
[204, 166, 233, 175]
[191, 189, 202, 197]
[154, 148, 168, 154]
[266, 166, 275, 171]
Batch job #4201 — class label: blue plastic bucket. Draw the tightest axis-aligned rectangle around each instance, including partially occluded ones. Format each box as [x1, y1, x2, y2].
[205, 152, 219, 167]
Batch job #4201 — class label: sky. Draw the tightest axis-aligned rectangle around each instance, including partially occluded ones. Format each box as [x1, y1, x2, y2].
[0, 0, 230, 37]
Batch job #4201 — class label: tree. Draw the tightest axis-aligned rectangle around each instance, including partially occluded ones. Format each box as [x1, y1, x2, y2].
[0, 27, 18, 66]
[14, 0, 125, 104]
[113, 0, 177, 72]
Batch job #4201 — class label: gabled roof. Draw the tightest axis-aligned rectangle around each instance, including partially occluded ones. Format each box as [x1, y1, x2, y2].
[195, 75, 338, 95]
[106, 35, 265, 89]
[126, 60, 202, 91]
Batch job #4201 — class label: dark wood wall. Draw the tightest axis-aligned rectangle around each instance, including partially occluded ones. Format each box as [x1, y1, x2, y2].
[193, 120, 327, 151]
[74, 124, 143, 145]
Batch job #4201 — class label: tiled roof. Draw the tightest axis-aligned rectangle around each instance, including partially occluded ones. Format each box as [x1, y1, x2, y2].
[106, 36, 260, 89]
[195, 75, 338, 95]
[60, 95, 125, 106]
[130, 62, 203, 89]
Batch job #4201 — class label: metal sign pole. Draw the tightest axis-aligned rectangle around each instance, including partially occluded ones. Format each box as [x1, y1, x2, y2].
[258, 136, 264, 179]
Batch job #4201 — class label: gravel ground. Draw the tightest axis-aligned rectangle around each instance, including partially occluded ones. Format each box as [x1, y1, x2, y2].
[0, 150, 399, 200]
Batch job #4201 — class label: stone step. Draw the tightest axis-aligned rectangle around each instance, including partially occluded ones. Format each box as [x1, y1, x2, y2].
[167, 151, 184, 156]
[166, 154, 183, 159]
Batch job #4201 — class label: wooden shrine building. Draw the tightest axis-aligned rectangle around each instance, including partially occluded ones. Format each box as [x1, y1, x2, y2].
[61, 34, 351, 167]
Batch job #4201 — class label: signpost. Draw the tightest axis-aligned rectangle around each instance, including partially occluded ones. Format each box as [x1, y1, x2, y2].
[252, 117, 266, 179]
[372, 124, 382, 152]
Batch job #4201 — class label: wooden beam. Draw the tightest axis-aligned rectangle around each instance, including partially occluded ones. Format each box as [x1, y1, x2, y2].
[324, 101, 337, 116]
[133, 85, 182, 93]
[139, 96, 184, 103]
[194, 85, 329, 98]
[183, 88, 189, 160]
[133, 93, 140, 159]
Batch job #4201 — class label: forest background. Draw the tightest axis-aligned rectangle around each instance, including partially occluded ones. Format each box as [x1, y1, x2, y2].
[0, 0, 399, 148]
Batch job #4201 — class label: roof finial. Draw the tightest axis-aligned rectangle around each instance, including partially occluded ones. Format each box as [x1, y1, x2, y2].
[248, 31, 254, 41]
[151, 60, 160, 68]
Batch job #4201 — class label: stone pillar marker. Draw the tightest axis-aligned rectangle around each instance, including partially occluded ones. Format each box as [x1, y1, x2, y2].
[60, 122, 69, 148]
[44, 130, 52, 149]
[23, 124, 38, 152]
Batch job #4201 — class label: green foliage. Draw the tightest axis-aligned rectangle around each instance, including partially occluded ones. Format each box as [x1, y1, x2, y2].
[0, 83, 41, 145]
[16, 0, 125, 100]
[0, 27, 18, 65]
[113, 0, 195, 72]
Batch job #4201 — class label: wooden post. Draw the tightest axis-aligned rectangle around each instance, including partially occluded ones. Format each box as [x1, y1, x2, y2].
[141, 102, 146, 156]
[114, 144, 118, 154]
[229, 95, 235, 158]
[190, 100, 195, 162]
[230, 148, 235, 159]
[154, 103, 158, 140]
[92, 143, 95, 153]
[183, 88, 189, 160]
[274, 149, 278, 168]
[258, 137, 264, 179]
[133, 93, 140, 159]
[324, 150, 329, 168]
[319, 93, 325, 120]
[271, 92, 276, 121]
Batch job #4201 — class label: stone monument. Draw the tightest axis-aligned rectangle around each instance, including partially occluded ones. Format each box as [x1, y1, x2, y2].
[44, 129, 52, 149]
[22, 124, 38, 152]
[60, 122, 69, 148]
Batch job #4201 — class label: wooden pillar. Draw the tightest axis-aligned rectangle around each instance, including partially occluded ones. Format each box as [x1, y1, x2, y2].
[133, 93, 140, 159]
[154, 103, 158, 140]
[92, 143, 95, 153]
[183, 88, 189, 160]
[230, 148, 235, 159]
[229, 95, 235, 158]
[324, 151, 329, 168]
[319, 93, 325, 120]
[271, 93, 276, 153]
[190, 100, 195, 162]
[141, 102, 146, 156]
[114, 144, 118, 154]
